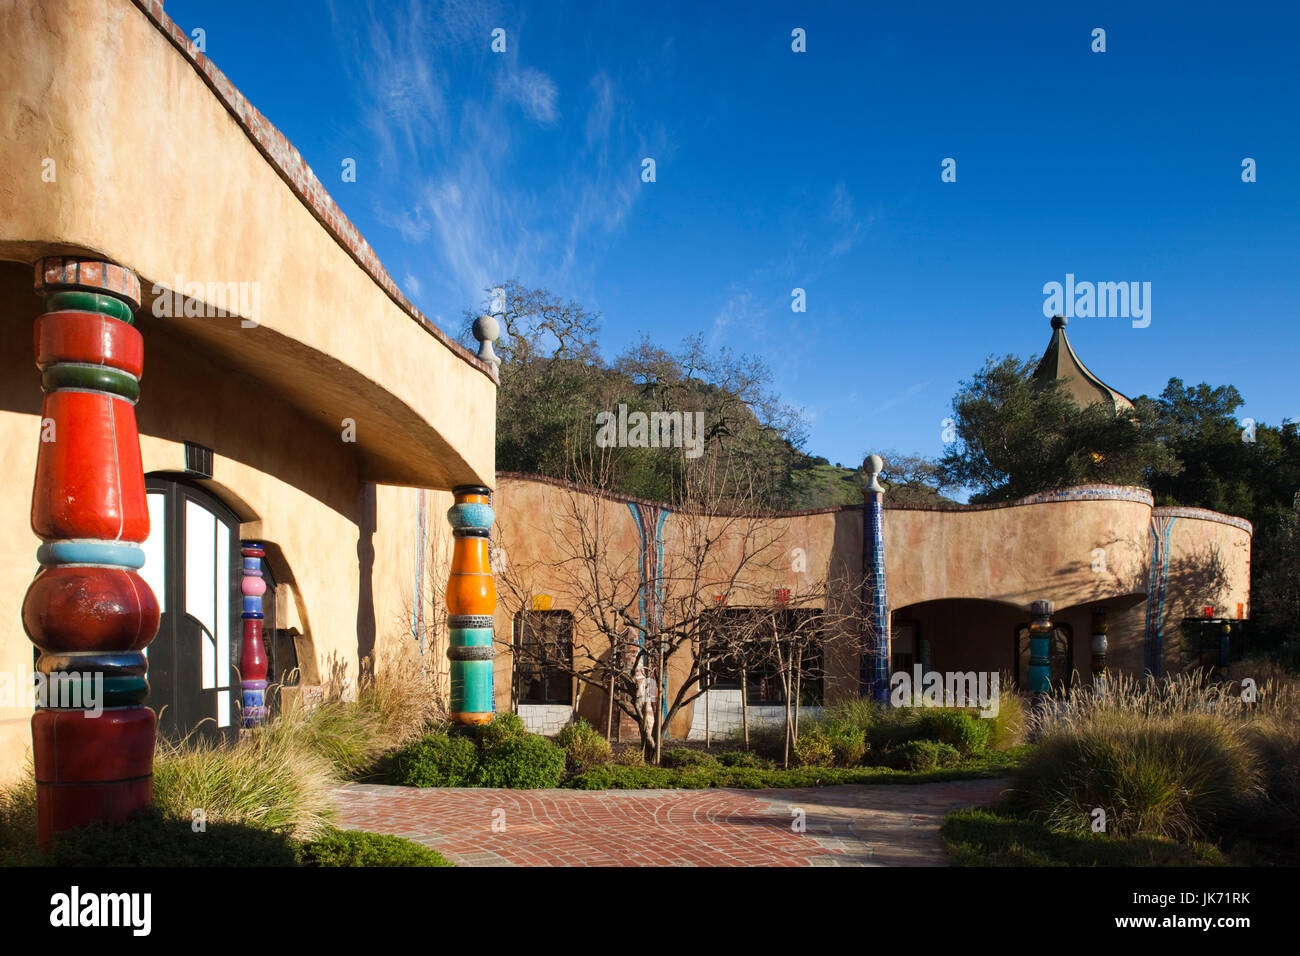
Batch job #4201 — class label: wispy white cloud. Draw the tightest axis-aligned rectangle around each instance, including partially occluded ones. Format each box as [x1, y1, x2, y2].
[330, 0, 650, 323]
[498, 67, 559, 124]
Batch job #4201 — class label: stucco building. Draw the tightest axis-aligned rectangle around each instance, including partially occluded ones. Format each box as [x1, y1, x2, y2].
[0, 0, 1253, 806]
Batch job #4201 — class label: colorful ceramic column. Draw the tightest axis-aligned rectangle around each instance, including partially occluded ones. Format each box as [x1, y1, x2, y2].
[240, 542, 269, 727]
[861, 455, 891, 702]
[23, 258, 160, 847]
[446, 485, 496, 724]
[1028, 600, 1054, 696]
[1090, 608, 1108, 683]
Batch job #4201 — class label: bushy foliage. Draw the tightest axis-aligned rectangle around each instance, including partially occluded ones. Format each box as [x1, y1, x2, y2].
[885, 740, 963, 772]
[391, 732, 479, 788]
[916, 710, 992, 756]
[937, 355, 1178, 502]
[297, 828, 453, 867]
[476, 712, 528, 749]
[716, 750, 772, 769]
[792, 733, 834, 767]
[37, 809, 303, 867]
[661, 748, 720, 769]
[556, 719, 613, 772]
[475, 734, 567, 789]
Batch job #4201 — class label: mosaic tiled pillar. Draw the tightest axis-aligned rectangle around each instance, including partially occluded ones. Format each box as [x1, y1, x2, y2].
[446, 485, 496, 724]
[1028, 600, 1054, 695]
[1143, 515, 1176, 678]
[23, 258, 160, 847]
[240, 542, 269, 727]
[861, 456, 890, 703]
[1090, 608, 1108, 683]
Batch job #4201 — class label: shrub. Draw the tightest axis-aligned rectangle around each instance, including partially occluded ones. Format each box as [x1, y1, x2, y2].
[475, 734, 566, 789]
[864, 705, 927, 754]
[613, 747, 647, 766]
[717, 750, 772, 769]
[567, 765, 673, 789]
[556, 719, 612, 772]
[917, 710, 992, 756]
[39, 809, 302, 867]
[825, 723, 869, 767]
[823, 696, 880, 736]
[792, 733, 834, 767]
[886, 740, 962, 772]
[391, 732, 479, 787]
[661, 748, 720, 769]
[297, 828, 453, 867]
[477, 712, 527, 748]
[1011, 712, 1258, 840]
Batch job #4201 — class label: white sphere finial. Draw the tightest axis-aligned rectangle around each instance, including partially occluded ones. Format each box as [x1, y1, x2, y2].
[865, 454, 885, 494]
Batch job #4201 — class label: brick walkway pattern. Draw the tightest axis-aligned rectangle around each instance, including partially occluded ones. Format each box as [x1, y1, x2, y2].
[334, 778, 1009, 866]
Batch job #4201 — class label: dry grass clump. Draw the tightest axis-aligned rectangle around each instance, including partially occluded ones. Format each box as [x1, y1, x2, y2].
[1013, 669, 1297, 845]
[1013, 711, 1259, 840]
[153, 725, 338, 841]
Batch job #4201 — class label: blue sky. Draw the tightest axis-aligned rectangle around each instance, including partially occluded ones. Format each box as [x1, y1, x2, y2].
[167, 0, 1299, 470]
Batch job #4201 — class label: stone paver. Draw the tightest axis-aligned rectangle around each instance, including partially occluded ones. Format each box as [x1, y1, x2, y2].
[334, 778, 1010, 867]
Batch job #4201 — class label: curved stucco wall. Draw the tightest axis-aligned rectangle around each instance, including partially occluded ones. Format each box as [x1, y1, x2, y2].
[491, 476, 1253, 737]
[0, 0, 494, 489]
[0, 258, 451, 782]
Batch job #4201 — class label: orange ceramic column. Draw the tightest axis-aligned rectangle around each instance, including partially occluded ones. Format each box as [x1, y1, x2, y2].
[445, 485, 496, 724]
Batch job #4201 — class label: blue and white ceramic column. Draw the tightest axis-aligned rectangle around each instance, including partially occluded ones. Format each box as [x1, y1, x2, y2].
[861, 454, 891, 703]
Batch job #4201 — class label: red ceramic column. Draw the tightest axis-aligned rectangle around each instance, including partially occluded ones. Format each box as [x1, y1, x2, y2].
[22, 258, 160, 847]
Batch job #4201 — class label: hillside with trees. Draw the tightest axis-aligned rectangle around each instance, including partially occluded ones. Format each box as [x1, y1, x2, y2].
[464, 284, 1297, 660]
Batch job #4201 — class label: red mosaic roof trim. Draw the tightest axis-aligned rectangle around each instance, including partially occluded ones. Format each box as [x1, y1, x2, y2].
[130, 0, 497, 384]
[1153, 506, 1253, 535]
[35, 257, 142, 309]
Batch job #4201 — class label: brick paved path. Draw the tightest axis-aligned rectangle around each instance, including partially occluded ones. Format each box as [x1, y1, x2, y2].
[334, 778, 1009, 866]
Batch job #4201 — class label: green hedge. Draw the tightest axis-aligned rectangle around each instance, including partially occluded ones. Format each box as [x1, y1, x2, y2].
[391, 720, 566, 789]
[9, 811, 449, 867]
[564, 757, 1016, 790]
[475, 734, 566, 789]
[392, 732, 479, 787]
[884, 739, 963, 771]
[298, 828, 453, 867]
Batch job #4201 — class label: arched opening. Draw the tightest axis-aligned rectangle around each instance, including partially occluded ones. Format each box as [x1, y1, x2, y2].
[139, 475, 294, 742]
[140, 476, 241, 743]
[889, 598, 1029, 683]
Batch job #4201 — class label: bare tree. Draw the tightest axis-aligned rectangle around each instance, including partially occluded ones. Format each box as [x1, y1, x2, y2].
[497, 438, 875, 762]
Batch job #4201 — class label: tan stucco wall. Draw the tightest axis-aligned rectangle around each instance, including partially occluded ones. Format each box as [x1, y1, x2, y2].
[0, 0, 494, 489]
[0, 259, 457, 783]
[490, 476, 1253, 738]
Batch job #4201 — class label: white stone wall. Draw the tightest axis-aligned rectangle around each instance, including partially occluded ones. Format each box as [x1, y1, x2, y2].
[685, 689, 825, 742]
[517, 703, 573, 736]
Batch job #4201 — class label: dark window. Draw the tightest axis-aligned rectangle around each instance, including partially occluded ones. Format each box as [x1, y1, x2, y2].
[1014, 622, 1075, 692]
[1179, 618, 1247, 676]
[701, 607, 823, 706]
[891, 619, 919, 675]
[513, 610, 573, 705]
